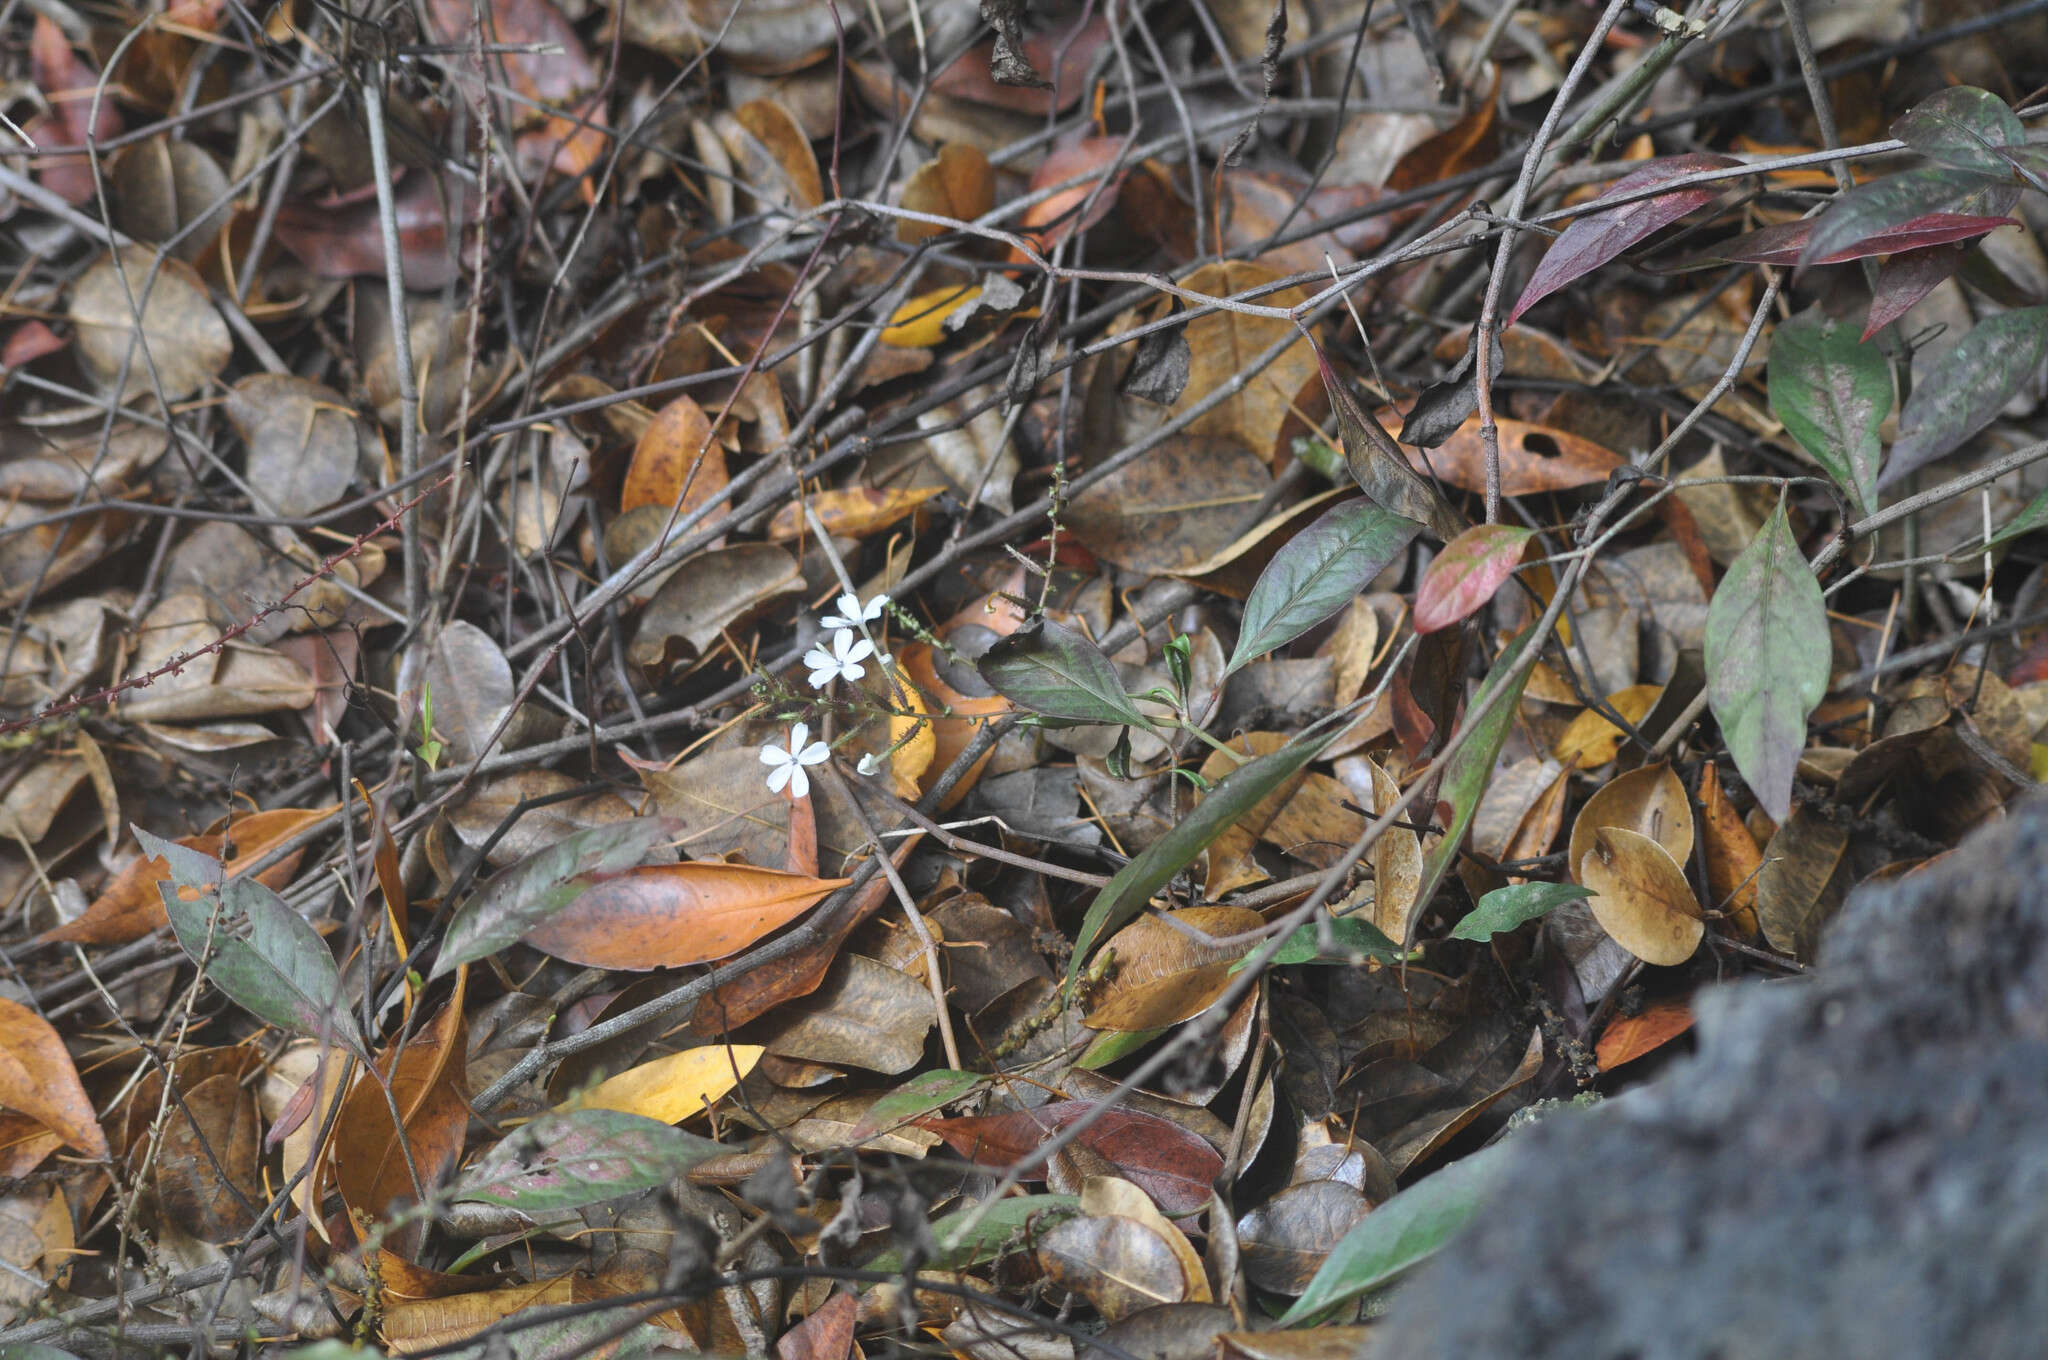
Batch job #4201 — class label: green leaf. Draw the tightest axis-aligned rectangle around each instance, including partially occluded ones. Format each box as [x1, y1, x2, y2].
[1766, 309, 1889, 516]
[854, 1069, 982, 1136]
[1229, 498, 1420, 673]
[1704, 501, 1829, 824]
[1277, 1141, 1510, 1323]
[1982, 475, 2048, 553]
[1891, 86, 2025, 177]
[977, 617, 1157, 729]
[141, 829, 367, 1059]
[435, 818, 679, 977]
[1077, 1027, 1165, 1068]
[1068, 732, 1332, 985]
[1801, 166, 2018, 268]
[869, 1194, 1081, 1272]
[0, 1346, 92, 1360]
[1449, 882, 1594, 942]
[1253, 913, 1410, 968]
[450, 1109, 723, 1213]
[1399, 627, 1541, 947]
[1885, 305, 2048, 486]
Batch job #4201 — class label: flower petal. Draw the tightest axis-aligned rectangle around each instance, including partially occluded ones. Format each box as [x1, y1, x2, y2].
[761, 744, 788, 766]
[766, 762, 793, 793]
[786, 766, 810, 800]
[798, 741, 830, 765]
[788, 721, 809, 751]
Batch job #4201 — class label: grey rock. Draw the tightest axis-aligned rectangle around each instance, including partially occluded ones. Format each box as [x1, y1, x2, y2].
[1383, 798, 2048, 1359]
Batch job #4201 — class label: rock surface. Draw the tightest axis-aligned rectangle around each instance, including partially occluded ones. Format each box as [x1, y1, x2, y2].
[1382, 797, 2048, 1359]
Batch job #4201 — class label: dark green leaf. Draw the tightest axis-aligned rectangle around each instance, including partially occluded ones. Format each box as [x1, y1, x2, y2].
[140, 828, 366, 1059]
[853, 1069, 981, 1137]
[1891, 86, 2025, 177]
[978, 618, 1157, 729]
[1070, 732, 1333, 985]
[451, 1108, 722, 1213]
[1277, 1141, 1509, 1322]
[1449, 882, 1593, 942]
[435, 818, 679, 977]
[1801, 166, 2017, 267]
[1767, 309, 1889, 515]
[1704, 502, 1829, 823]
[1395, 626, 1540, 946]
[1254, 913, 1409, 968]
[1885, 305, 2048, 486]
[869, 1194, 1081, 1272]
[1981, 469, 2048, 553]
[1229, 499, 1420, 673]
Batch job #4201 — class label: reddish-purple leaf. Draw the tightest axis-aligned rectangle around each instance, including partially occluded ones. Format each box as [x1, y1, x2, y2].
[1863, 243, 1969, 340]
[1508, 155, 1737, 324]
[920, 1101, 1223, 1214]
[273, 174, 482, 290]
[1412, 524, 1534, 634]
[1709, 212, 2012, 268]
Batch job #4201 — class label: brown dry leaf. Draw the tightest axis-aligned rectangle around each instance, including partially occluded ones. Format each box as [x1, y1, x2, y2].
[68, 246, 231, 401]
[332, 983, 469, 1259]
[1553, 684, 1664, 769]
[1569, 762, 1696, 885]
[766, 486, 942, 541]
[1756, 806, 1851, 960]
[0, 1116, 63, 1182]
[921, 1102, 1224, 1215]
[519, 861, 847, 970]
[1198, 733, 1295, 897]
[381, 1275, 575, 1355]
[154, 1071, 261, 1243]
[421, 620, 514, 765]
[1358, 754, 1422, 944]
[1079, 1176, 1212, 1304]
[778, 1290, 857, 1360]
[717, 99, 824, 216]
[630, 543, 803, 670]
[1084, 906, 1261, 1033]
[1037, 1213, 1192, 1322]
[0, 757, 87, 844]
[755, 953, 937, 1074]
[1068, 436, 1272, 575]
[1234, 1179, 1373, 1295]
[0, 996, 109, 1159]
[899, 144, 995, 243]
[1579, 826, 1705, 967]
[897, 643, 1008, 811]
[446, 770, 637, 868]
[1387, 410, 1624, 497]
[887, 680, 938, 798]
[564, 1044, 764, 1122]
[622, 394, 729, 516]
[1171, 261, 1318, 462]
[1596, 997, 1695, 1071]
[226, 375, 372, 517]
[1016, 136, 1130, 259]
[110, 138, 231, 259]
[1698, 761, 1763, 935]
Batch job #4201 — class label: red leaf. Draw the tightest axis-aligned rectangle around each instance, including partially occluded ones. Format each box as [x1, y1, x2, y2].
[27, 14, 123, 205]
[920, 1101, 1223, 1214]
[1508, 155, 1736, 325]
[1709, 212, 2012, 268]
[2, 321, 67, 368]
[1412, 524, 1534, 634]
[273, 175, 478, 289]
[1863, 243, 1969, 340]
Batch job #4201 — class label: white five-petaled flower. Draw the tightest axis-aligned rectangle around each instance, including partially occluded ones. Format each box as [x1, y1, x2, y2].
[761, 722, 830, 799]
[804, 628, 876, 689]
[823, 592, 889, 631]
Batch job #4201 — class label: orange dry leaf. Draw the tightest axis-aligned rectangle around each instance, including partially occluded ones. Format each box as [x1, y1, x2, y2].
[1699, 761, 1764, 937]
[621, 394, 729, 518]
[766, 486, 942, 542]
[520, 862, 849, 970]
[0, 996, 109, 1159]
[1596, 998, 1696, 1071]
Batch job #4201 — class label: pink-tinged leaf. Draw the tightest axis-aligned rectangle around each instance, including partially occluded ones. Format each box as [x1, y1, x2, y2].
[920, 1101, 1223, 1214]
[1412, 524, 1534, 634]
[273, 175, 481, 289]
[1508, 155, 1737, 325]
[1863, 243, 1969, 340]
[27, 14, 122, 206]
[2, 321, 67, 369]
[1710, 212, 2012, 268]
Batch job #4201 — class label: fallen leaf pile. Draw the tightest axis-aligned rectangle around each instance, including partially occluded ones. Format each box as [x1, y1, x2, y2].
[5, 1, 2048, 1356]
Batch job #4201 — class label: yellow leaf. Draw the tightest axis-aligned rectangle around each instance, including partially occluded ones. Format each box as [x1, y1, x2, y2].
[889, 682, 937, 799]
[882, 285, 981, 347]
[1554, 684, 1664, 768]
[563, 1045, 763, 1124]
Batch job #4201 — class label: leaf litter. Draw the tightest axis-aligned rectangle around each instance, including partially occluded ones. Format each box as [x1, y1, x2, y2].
[6, 4, 2048, 1356]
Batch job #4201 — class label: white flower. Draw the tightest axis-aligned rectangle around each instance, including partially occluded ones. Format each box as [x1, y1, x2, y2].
[823, 592, 889, 631]
[804, 628, 876, 689]
[856, 752, 883, 777]
[760, 722, 830, 798]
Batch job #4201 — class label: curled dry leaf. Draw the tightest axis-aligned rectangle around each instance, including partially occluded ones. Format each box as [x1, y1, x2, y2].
[1083, 906, 1262, 1033]
[1578, 826, 1705, 967]
[519, 861, 847, 970]
[0, 996, 109, 1159]
[898, 144, 996, 243]
[1569, 762, 1696, 886]
[766, 486, 942, 541]
[755, 952, 937, 1075]
[1697, 761, 1762, 935]
[1553, 684, 1664, 769]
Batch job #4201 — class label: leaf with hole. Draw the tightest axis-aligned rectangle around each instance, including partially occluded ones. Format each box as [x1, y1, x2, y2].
[978, 617, 1156, 729]
[142, 829, 366, 1059]
[1767, 309, 1888, 515]
[1229, 499, 1419, 673]
[436, 818, 680, 975]
[451, 1109, 724, 1213]
[1071, 731, 1331, 981]
[1412, 524, 1533, 634]
[1450, 882, 1593, 942]
[1704, 502, 1828, 822]
[1885, 306, 2048, 486]
[1508, 155, 1736, 324]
